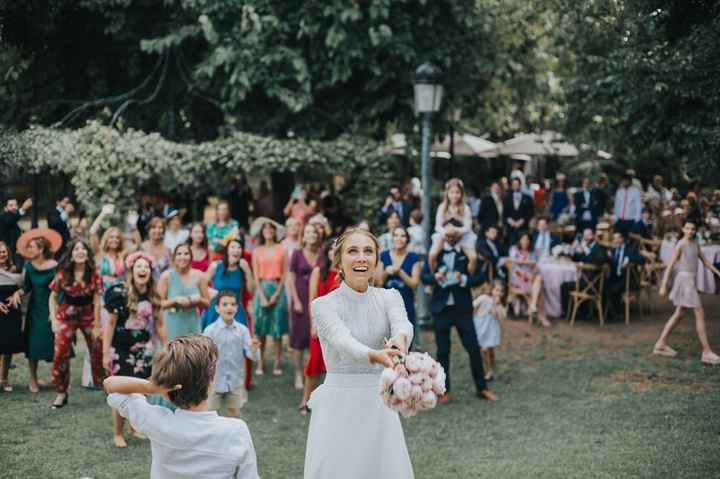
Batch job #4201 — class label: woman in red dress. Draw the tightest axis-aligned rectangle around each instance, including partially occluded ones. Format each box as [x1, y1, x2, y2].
[299, 243, 338, 414]
[48, 239, 104, 409]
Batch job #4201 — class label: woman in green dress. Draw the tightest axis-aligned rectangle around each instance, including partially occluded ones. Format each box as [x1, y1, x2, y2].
[9, 231, 60, 393]
[158, 243, 209, 340]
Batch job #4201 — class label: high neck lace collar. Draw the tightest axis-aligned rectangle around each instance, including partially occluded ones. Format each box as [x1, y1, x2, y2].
[339, 281, 370, 303]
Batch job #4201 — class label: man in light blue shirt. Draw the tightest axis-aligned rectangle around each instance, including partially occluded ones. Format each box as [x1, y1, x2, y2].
[613, 174, 643, 237]
[203, 290, 261, 417]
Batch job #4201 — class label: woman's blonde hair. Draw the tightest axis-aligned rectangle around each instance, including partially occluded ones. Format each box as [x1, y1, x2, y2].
[99, 227, 127, 256]
[440, 178, 466, 219]
[331, 227, 380, 281]
[125, 257, 161, 322]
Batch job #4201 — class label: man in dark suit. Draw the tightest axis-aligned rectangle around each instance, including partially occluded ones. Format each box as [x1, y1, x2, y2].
[604, 231, 645, 321]
[47, 194, 72, 250]
[503, 177, 534, 247]
[592, 173, 610, 219]
[573, 177, 598, 233]
[560, 228, 608, 317]
[477, 225, 506, 279]
[478, 182, 503, 233]
[377, 185, 412, 227]
[0, 197, 32, 265]
[632, 208, 654, 240]
[531, 216, 561, 259]
[422, 234, 497, 402]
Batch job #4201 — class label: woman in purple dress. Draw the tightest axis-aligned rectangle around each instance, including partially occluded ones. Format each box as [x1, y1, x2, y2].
[287, 224, 322, 390]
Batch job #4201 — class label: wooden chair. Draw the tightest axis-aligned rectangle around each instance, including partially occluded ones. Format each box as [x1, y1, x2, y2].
[622, 263, 644, 325]
[566, 263, 606, 327]
[504, 258, 536, 325]
[637, 237, 665, 313]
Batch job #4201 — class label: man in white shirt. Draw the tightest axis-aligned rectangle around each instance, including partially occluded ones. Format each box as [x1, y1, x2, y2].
[613, 174, 642, 237]
[104, 335, 260, 479]
[531, 217, 560, 259]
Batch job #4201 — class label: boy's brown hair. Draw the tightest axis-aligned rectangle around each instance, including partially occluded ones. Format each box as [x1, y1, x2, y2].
[151, 335, 217, 409]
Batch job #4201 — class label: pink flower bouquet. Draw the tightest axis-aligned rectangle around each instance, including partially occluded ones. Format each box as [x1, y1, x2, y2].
[379, 351, 446, 417]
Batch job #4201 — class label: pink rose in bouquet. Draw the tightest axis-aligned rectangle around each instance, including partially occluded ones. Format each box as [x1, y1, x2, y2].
[379, 350, 446, 417]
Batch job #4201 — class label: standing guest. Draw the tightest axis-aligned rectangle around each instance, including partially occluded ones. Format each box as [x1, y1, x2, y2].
[137, 195, 161, 241]
[304, 228, 414, 478]
[253, 180, 274, 219]
[573, 177, 598, 233]
[592, 173, 610, 218]
[225, 174, 252, 231]
[282, 217, 301, 253]
[376, 227, 421, 342]
[48, 239, 105, 409]
[0, 242, 23, 392]
[613, 174, 642, 237]
[163, 210, 189, 252]
[466, 186, 481, 225]
[510, 162, 527, 191]
[159, 244, 209, 341]
[428, 178, 478, 274]
[104, 335, 260, 478]
[207, 201, 239, 261]
[549, 174, 571, 221]
[472, 280, 507, 381]
[251, 218, 288, 376]
[203, 291, 261, 417]
[604, 231, 644, 322]
[632, 209, 655, 240]
[532, 217, 561, 259]
[141, 217, 172, 281]
[377, 210, 401, 252]
[503, 177, 534, 246]
[0, 197, 32, 265]
[47, 194, 73, 249]
[477, 226, 506, 280]
[479, 182, 504, 233]
[406, 209, 426, 256]
[9, 230, 60, 392]
[509, 233, 550, 327]
[202, 235, 255, 330]
[655, 222, 720, 365]
[532, 178, 548, 212]
[646, 175, 672, 212]
[299, 244, 338, 415]
[377, 185, 412, 227]
[189, 223, 210, 272]
[103, 251, 167, 448]
[421, 232, 497, 401]
[283, 186, 310, 226]
[288, 224, 322, 390]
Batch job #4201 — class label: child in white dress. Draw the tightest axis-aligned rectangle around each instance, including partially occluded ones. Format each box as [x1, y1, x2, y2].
[428, 178, 478, 274]
[472, 280, 507, 381]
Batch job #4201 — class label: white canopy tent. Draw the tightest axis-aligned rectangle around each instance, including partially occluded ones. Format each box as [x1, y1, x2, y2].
[388, 132, 498, 158]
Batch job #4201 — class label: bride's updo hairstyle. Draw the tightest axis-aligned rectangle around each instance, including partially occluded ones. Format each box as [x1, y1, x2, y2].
[331, 227, 380, 281]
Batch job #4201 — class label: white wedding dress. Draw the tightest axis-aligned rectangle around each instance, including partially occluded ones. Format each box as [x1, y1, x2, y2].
[304, 282, 415, 479]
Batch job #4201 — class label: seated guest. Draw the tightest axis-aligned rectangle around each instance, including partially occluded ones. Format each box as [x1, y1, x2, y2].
[531, 217, 561, 259]
[508, 233, 550, 327]
[477, 226, 506, 279]
[560, 228, 608, 318]
[604, 231, 645, 321]
[632, 208, 654, 240]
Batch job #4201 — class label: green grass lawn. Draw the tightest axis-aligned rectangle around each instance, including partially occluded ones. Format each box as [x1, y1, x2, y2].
[3, 298, 720, 478]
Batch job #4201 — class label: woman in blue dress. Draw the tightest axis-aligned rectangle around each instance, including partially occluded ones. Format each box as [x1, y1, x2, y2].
[376, 226, 421, 342]
[202, 235, 255, 329]
[549, 173, 571, 220]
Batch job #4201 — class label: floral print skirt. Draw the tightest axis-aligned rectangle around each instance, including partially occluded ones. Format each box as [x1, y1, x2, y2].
[109, 328, 154, 378]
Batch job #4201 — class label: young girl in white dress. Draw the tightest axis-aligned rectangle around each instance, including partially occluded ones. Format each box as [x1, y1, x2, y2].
[654, 221, 720, 365]
[428, 178, 478, 275]
[304, 228, 415, 479]
[472, 280, 507, 381]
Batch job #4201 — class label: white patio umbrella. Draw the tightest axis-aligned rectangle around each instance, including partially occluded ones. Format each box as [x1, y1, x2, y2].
[497, 131, 579, 157]
[388, 132, 497, 157]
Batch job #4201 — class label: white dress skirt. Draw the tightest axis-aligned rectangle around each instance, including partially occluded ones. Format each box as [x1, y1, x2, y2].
[304, 283, 415, 479]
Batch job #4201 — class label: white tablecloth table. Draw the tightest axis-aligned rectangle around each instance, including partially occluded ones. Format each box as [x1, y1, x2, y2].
[659, 241, 720, 294]
[538, 259, 578, 318]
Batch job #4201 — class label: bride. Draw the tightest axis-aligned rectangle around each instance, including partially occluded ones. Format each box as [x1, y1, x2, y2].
[304, 228, 415, 479]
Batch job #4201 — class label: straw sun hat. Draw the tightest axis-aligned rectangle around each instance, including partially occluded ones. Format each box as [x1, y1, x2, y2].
[16, 228, 62, 259]
[250, 217, 285, 240]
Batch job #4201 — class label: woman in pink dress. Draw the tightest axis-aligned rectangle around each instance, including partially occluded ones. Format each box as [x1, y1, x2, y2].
[655, 221, 720, 364]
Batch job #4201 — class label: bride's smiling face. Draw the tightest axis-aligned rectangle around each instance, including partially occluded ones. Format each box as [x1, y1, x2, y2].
[340, 232, 378, 290]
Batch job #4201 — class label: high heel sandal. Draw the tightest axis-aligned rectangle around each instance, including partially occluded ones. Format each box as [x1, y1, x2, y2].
[51, 393, 69, 409]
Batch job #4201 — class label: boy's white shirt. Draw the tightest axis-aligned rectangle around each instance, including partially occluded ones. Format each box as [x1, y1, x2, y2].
[107, 393, 260, 479]
[203, 317, 261, 393]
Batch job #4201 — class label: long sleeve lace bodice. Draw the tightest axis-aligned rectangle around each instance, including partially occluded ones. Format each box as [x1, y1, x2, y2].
[312, 282, 414, 374]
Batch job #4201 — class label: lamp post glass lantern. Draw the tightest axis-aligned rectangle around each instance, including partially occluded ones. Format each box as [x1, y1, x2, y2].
[414, 63, 443, 250]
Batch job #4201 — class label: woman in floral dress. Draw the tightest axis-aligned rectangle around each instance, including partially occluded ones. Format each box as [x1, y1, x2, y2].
[103, 251, 167, 448]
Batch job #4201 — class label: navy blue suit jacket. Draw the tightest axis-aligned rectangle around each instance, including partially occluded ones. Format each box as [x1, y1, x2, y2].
[421, 248, 485, 315]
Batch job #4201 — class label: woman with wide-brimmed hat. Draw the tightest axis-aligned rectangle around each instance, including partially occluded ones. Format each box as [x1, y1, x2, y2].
[9, 228, 61, 393]
[250, 217, 288, 376]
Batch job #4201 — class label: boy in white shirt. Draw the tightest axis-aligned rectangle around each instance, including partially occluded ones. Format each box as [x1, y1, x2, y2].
[104, 335, 260, 479]
[203, 290, 261, 417]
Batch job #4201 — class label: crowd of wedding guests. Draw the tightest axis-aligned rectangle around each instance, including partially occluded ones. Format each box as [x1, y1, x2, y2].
[2, 166, 720, 443]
